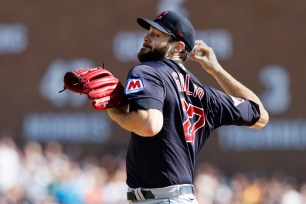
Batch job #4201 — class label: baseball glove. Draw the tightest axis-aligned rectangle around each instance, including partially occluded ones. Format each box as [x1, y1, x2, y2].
[61, 67, 127, 110]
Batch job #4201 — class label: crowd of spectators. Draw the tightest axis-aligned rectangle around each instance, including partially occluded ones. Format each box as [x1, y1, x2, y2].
[0, 136, 306, 204]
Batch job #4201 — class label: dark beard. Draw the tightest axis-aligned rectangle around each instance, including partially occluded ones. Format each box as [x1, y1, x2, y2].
[137, 43, 170, 62]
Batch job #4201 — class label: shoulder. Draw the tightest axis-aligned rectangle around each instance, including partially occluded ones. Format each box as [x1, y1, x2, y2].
[133, 61, 165, 70]
[128, 61, 165, 77]
[131, 63, 154, 72]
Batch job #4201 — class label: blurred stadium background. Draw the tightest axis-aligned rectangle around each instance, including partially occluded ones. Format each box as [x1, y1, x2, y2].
[0, 0, 305, 203]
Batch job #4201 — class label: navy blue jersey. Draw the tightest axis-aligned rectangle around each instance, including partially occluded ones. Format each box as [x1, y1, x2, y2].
[124, 58, 260, 188]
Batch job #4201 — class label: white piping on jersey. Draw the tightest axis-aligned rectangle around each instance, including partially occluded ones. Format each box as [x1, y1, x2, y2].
[178, 62, 186, 71]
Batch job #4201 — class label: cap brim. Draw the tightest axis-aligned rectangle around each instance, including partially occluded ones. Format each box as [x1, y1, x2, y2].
[137, 18, 171, 36]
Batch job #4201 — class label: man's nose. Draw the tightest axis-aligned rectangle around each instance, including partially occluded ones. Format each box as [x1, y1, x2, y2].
[144, 33, 150, 42]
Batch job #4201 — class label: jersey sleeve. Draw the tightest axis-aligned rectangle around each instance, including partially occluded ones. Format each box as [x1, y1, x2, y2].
[204, 86, 260, 129]
[124, 64, 165, 111]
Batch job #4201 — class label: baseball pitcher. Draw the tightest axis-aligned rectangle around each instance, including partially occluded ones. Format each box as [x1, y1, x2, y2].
[62, 10, 269, 204]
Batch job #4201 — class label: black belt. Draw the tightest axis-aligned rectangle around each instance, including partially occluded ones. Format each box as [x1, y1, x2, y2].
[127, 185, 195, 201]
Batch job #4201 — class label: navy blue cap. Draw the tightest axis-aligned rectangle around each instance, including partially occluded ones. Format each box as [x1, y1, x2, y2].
[137, 10, 195, 52]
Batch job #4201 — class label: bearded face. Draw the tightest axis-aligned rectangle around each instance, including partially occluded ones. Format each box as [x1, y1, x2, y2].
[137, 42, 171, 62]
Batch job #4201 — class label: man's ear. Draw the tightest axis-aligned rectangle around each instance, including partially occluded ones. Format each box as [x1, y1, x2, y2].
[174, 41, 186, 53]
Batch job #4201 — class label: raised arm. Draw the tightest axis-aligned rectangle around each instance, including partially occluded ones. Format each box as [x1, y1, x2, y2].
[189, 40, 269, 128]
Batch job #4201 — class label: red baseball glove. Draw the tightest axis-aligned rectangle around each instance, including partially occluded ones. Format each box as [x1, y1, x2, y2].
[61, 67, 127, 110]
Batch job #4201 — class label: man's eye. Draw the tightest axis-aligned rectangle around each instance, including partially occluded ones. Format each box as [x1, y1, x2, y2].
[151, 33, 159, 38]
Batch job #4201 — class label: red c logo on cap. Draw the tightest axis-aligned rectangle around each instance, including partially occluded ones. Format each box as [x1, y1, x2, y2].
[176, 31, 183, 38]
